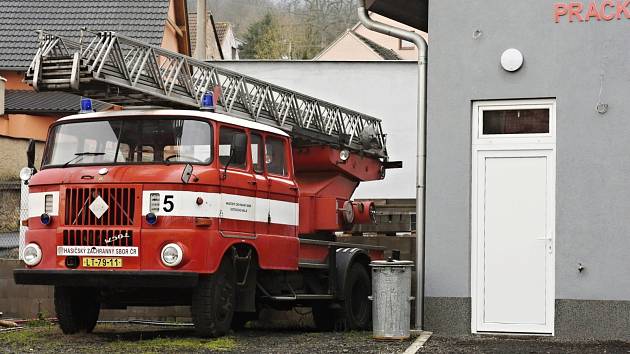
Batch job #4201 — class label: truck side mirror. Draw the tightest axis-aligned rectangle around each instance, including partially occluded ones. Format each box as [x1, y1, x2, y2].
[222, 133, 248, 180]
[26, 139, 36, 170]
[230, 133, 247, 166]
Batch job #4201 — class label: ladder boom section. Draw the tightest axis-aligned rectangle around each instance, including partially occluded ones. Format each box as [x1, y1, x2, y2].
[25, 30, 388, 158]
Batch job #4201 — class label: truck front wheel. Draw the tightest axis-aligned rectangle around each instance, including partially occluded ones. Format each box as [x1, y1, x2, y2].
[192, 256, 236, 337]
[54, 287, 100, 334]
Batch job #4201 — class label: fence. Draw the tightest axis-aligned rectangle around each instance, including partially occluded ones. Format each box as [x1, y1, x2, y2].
[0, 181, 22, 259]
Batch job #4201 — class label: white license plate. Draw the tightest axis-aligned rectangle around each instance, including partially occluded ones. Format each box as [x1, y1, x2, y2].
[57, 246, 139, 257]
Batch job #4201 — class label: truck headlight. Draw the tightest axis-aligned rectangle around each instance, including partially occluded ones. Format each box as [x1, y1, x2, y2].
[23, 243, 42, 266]
[160, 243, 183, 267]
[19, 167, 33, 182]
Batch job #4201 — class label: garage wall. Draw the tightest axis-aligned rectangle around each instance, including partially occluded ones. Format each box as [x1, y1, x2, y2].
[211, 61, 417, 200]
[426, 0, 630, 300]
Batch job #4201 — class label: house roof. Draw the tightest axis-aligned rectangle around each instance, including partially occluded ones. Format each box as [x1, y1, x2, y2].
[315, 29, 401, 61]
[188, 11, 222, 59]
[5, 90, 112, 114]
[0, 0, 171, 71]
[215, 22, 230, 44]
[352, 32, 401, 60]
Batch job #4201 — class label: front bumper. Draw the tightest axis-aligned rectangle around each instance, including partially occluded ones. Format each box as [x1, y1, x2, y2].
[13, 269, 199, 288]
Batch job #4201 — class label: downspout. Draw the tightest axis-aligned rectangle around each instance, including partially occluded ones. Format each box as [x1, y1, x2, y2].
[357, 2, 428, 330]
[195, 0, 207, 60]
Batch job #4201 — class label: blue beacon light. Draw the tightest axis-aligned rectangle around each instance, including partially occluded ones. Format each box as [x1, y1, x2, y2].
[201, 92, 215, 112]
[80, 97, 94, 113]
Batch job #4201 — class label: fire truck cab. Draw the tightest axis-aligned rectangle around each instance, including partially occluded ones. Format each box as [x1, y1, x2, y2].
[14, 108, 387, 337]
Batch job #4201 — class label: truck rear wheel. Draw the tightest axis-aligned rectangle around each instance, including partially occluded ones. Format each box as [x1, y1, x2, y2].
[342, 263, 371, 330]
[192, 256, 236, 337]
[54, 287, 100, 334]
[312, 263, 371, 331]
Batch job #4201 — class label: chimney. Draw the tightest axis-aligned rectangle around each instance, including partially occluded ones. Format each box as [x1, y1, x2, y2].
[0, 76, 6, 116]
[195, 0, 207, 60]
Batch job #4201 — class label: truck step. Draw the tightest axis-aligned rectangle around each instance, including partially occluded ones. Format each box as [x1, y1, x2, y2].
[267, 294, 335, 301]
[298, 262, 329, 270]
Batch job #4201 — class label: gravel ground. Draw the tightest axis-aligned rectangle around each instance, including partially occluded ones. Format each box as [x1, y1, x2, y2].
[419, 335, 630, 354]
[0, 323, 411, 354]
[3, 322, 630, 353]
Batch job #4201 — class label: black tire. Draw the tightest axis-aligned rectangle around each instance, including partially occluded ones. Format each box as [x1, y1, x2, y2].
[192, 256, 236, 337]
[312, 263, 372, 331]
[341, 263, 372, 330]
[231, 312, 256, 330]
[312, 303, 336, 331]
[54, 287, 100, 334]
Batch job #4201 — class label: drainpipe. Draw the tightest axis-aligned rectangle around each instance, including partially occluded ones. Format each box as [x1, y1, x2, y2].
[357, 2, 428, 330]
[195, 0, 207, 60]
[0, 75, 5, 116]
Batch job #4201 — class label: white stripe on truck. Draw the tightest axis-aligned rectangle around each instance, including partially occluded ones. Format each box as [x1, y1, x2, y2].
[142, 190, 299, 226]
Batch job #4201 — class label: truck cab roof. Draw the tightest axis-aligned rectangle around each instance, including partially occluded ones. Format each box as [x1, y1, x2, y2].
[57, 109, 290, 138]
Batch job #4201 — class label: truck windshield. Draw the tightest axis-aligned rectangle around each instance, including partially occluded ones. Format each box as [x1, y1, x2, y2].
[43, 118, 213, 167]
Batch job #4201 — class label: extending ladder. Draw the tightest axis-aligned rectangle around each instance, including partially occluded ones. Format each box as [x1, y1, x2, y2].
[25, 30, 388, 158]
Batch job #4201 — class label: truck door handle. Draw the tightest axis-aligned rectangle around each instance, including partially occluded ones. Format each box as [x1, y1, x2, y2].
[289, 187, 298, 191]
[248, 180, 257, 185]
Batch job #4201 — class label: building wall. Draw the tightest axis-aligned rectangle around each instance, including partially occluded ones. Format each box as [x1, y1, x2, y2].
[162, 0, 183, 53]
[211, 61, 417, 199]
[220, 26, 240, 60]
[0, 114, 57, 142]
[2, 71, 30, 90]
[0, 137, 45, 180]
[426, 0, 630, 337]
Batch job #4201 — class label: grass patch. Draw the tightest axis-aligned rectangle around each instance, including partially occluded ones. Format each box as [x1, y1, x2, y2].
[109, 336, 237, 353]
[24, 319, 55, 327]
[1, 328, 40, 345]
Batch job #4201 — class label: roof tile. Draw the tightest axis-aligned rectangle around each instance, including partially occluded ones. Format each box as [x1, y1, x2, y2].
[0, 0, 170, 70]
[5, 90, 112, 114]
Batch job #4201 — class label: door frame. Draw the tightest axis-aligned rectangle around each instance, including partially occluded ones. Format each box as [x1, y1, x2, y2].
[470, 99, 556, 335]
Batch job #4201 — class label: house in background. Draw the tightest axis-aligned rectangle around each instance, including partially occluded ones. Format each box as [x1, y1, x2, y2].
[314, 13, 426, 61]
[215, 22, 242, 60]
[189, 11, 223, 59]
[0, 0, 192, 178]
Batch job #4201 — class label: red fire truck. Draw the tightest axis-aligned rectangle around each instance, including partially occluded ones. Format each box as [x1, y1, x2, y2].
[13, 30, 400, 337]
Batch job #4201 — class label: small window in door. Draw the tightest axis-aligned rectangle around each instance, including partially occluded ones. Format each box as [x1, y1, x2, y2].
[265, 137, 287, 176]
[483, 109, 549, 135]
[251, 133, 264, 174]
[219, 126, 247, 169]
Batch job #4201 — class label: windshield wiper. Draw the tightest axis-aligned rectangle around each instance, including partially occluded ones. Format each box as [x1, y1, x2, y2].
[62, 152, 105, 167]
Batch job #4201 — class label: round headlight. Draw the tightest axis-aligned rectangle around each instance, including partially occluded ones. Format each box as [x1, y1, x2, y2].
[339, 149, 350, 162]
[160, 243, 183, 267]
[19, 167, 33, 182]
[40, 213, 52, 225]
[146, 213, 158, 225]
[23, 243, 42, 266]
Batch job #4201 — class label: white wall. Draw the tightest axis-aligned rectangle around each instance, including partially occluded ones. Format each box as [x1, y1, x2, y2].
[210, 61, 417, 199]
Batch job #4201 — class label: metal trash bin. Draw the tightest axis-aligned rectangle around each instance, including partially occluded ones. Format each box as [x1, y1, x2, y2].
[370, 260, 414, 340]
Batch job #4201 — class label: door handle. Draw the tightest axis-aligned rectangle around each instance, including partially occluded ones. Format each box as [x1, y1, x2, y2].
[536, 236, 553, 254]
[248, 180, 257, 185]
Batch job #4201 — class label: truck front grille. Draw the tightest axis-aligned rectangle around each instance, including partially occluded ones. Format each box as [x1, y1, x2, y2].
[62, 229, 134, 246]
[64, 187, 136, 226]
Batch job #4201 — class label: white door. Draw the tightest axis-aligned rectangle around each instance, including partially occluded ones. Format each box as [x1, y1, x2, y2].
[471, 100, 556, 335]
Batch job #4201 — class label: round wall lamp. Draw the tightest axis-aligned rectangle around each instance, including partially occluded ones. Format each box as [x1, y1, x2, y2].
[501, 48, 524, 72]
